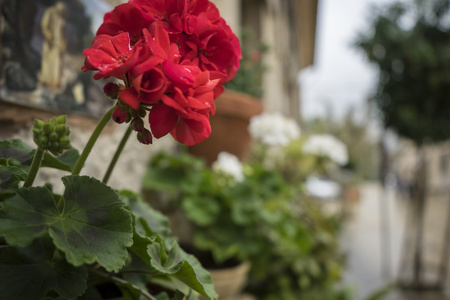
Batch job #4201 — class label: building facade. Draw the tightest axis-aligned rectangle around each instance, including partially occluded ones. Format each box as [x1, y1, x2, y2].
[212, 0, 319, 122]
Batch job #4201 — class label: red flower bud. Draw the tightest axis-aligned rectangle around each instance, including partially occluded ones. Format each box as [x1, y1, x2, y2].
[104, 82, 120, 99]
[112, 107, 128, 124]
[137, 128, 153, 145]
[131, 117, 144, 132]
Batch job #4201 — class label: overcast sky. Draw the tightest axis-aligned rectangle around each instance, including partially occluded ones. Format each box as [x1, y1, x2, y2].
[300, 0, 396, 121]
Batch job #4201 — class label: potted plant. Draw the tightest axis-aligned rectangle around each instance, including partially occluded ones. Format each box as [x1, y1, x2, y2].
[142, 149, 292, 298]
[143, 120, 352, 300]
[0, 0, 242, 299]
[244, 115, 352, 300]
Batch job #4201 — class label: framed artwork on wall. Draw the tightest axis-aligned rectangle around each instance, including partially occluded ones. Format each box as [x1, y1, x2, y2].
[0, 0, 117, 117]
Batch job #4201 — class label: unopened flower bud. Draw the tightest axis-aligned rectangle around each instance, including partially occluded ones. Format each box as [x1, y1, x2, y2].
[59, 136, 71, 147]
[39, 135, 48, 146]
[138, 108, 147, 118]
[56, 115, 67, 125]
[43, 123, 53, 134]
[104, 82, 120, 99]
[131, 118, 144, 132]
[112, 107, 128, 124]
[49, 132, 58, 141]
[55, 124, 66, 135]
[34, 119, 45, 129]
[137, 129, 153, 145]
[32, 115, 71, 155]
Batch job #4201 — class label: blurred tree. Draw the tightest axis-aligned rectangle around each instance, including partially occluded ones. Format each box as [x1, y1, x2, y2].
[356, 0, 450, 289]
[356, 0, 450, 144]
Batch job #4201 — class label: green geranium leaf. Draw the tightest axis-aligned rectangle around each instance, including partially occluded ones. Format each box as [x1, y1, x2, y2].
[56, 148, 80, 170]
[142, 166, 184, 194]
[120, 189, 171, 238]
[130, 229, 217, 300]
[41, 148, 80, 172]
[154, 291, 186, 300]
[0, 139, 79, 172]
[0, 237, 87, 300]
[0, 139, 34, 166]
[78, 286, 103, 300]
[0, 176, 133, 271]
[0, 186, 57, 246]
[118, 280, 152, 300]
[181, 195, 220, 226]
[156, 293, 171, 300]
[172, 290, 187, 300]
[0, 162, 28, 198]
[147, 241, 218, 300]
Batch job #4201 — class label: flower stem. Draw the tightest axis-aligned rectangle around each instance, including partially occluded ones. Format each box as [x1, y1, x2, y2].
[72, 107, 115, 176]
[102, 125, 132, 184]
[23, 147, 45, 188]
[91, 269, 157, 300]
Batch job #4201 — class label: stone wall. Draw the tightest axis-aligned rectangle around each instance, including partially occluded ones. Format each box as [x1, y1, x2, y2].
[0, 102, 176, 194]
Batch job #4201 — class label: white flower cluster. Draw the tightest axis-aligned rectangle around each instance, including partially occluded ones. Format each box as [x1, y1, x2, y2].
[249, 112, 301, 146]
[302, 134, 349, 166]
[212, 152, 244, 182]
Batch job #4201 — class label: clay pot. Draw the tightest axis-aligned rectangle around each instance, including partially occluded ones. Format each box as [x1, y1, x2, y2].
[179, 244, 251, 300]
[199, 261, 251, 300]
[189, 90, 264, 165]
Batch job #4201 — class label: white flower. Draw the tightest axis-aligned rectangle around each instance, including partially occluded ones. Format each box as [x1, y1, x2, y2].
[212, 152, 244, 182]
[305, 176, 342, 199]
[249, 112, 301, 146]
[302, 134, 349, 165]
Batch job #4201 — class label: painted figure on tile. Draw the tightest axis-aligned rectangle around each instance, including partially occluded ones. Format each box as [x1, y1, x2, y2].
[40, 1, 66, 89]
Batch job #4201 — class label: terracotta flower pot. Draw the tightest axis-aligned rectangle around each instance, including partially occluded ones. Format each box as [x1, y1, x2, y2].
[199, 261, 251, 300]
[189, 90, 264, 165]
[177, 244, 251, 300]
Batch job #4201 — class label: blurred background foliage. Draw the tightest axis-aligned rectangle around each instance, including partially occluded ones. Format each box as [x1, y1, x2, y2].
[356, 0, 450, 144]
[303, 108, 380, 181]
[142, 147, 352, 300]
[224, 28, 269, 98]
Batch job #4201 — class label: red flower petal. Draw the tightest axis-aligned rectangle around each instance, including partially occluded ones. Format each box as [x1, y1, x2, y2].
[171, 116, 211, 146]
[148, 103, 178, 138]
[118, 88, 141, 109]
[97, 3, 152, 44]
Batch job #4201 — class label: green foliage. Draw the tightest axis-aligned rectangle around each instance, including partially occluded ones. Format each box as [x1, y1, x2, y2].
[224, 29, 268, 98]
[142, 150, 350, 300]
[121, 189, 171, 239]
[126, 189, 218, 299]
[0, 176, 133, 271]
[0, 123, 218, 299]
[356, 0, 450, 144]
[0, 139, 80, 199]
[0, 237, 87, 300]
[147, 241, 217, 298]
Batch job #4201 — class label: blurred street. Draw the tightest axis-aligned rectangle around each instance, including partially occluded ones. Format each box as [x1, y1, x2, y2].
[341, 182, 450, 300]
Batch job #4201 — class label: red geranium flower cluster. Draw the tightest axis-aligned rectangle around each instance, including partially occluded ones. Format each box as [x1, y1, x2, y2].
[82, 0, 241, 146]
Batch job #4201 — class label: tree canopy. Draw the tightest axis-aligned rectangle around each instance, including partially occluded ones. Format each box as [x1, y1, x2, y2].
[356, 0, 450, 144]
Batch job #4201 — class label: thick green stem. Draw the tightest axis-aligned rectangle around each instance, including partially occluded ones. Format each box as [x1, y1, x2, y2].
[23, 147, 45, 188]
[72, 107, 115, 176]
[102, 126, 132, 184]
